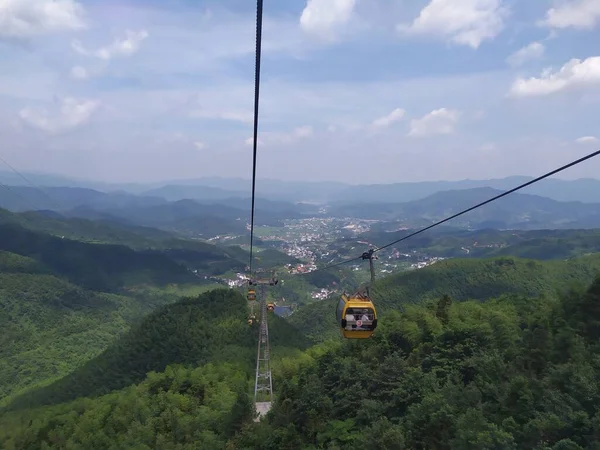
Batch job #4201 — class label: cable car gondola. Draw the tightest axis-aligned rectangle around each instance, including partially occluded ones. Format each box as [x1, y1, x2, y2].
[335, 291, 377, 339]
[267, 302, 275, 312]
[247, 288, 256, 302]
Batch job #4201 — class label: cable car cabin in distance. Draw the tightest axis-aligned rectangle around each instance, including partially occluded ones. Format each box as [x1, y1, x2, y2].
[247, 289, 256, 302]
[267, 303, 275, 312]
[336, 292, 378, 339]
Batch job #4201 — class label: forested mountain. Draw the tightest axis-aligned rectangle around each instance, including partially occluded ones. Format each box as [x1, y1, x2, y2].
[328, 187, 600, 228]
[327, 228, 600, 263]
[5, 170, 598, 203]
[4, 194, 600, 448]
[3, 272, 600, 448]
[0, 185, 306, 237]
[0, 222, 243, 404]
[289, 255, 600, 342]
[4, 289, 308, 410]
[232, 276, 600, 449]
[4, 181, 600, 236]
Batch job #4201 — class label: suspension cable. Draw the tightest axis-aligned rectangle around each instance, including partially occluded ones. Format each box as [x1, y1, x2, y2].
[248, 0, 264, 274]
[300, 149, 600, 275]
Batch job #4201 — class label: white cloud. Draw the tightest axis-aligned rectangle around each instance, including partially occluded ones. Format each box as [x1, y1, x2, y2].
[506, 41, 545, 67]
[509, 56, 600, 97]
[72, 29, 149, 60]
[479, 142, 496, 151]
[245, 136, 263, 147]
[575, 136, 599, 144]
[300, 0, 356, 41]
[408, 108, 461, 137]
[70, 66, 88, 80]
[398, 0, 507, 49]
[293, 125, 314, 138]
[543, 0, 600, 30]
[372, 108, 406, 128]
[245, 125, 314, 147]
[0, 0, 85, 40]
[194, 141, 207, 150]
[190, 109, 253, 124]
[19, 97, 99, 133]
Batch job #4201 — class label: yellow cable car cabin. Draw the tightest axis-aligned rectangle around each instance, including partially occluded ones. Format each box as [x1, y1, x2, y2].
[267, 303, 275, 312]
[248, 313, 257, 325]
[247, 289, 256, 302]
[336, 292, 378, 339]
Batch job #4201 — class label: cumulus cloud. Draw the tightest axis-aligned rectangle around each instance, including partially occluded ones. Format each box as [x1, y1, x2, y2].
[70, 66, 88, 80]
[300, 0, 355, 41]
[194, 141, 207, 150]
[246, 125, 313, 146]
[408, 108, 461, 137]
[372, 108, 406, 128]
[190, 109, 253, 124]
[542, 0, 600, 30]
[575, 136, 599, 144]
[293, 125, 314, 138]
[72, 29, 149, 60]
[19, 97, 99, 133]
[506, 41, 545, 67]
[0, 0, 85, 40]
[397, 0, 507, 49]
[508, 56, 600, 97]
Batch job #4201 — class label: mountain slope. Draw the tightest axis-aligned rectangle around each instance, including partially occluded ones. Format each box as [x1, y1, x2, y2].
[232, 276, 600, 449]
[330, 176, 600, 203]
[328, 187, 600, 228]
[5, 288, 309, 411]
[0, 185, 166, 212]
[289, 254, 600, 342]
[0, 267, 150, 404]
[0, 223, 197, 292]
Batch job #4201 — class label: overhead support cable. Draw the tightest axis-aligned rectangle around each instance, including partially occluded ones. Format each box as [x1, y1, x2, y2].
[248, 0, 264, 273]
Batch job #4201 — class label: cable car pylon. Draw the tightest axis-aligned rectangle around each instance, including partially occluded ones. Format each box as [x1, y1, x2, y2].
[253, 282, 273, 421]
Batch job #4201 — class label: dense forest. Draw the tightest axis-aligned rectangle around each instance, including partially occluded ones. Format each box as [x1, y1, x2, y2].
[3, 214, 600, 449]
[289, 254, 600, 343]
[231, 275, 600, 449]
[2, 276, 600, 448]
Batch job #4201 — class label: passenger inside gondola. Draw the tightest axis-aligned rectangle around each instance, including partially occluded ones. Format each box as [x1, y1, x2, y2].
[344, 307, 375, 330]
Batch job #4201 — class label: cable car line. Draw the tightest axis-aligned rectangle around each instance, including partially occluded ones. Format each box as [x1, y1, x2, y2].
[248, 0, 264, 274]
[299, 148, 600, 277]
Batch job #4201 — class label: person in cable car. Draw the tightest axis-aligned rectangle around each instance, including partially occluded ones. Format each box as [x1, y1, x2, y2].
[336, 293, 378, 339]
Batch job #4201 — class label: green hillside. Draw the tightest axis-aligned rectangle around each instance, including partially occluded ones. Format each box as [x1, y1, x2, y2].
[289, 254, 600, 342]
[1, 363, 255, 450]
[230, 276, 600, 449]
[4, 277, 600, 449]
[0, 223, 247, 405]
[0, 269, 149, 404]
[0, 208, 295, 275]
[5, 289, 309, 412]
[0, 207, 174, 248]
[329, 228, 600, 262]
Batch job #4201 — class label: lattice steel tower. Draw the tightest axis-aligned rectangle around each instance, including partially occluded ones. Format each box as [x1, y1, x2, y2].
[253, 283, 272, 420]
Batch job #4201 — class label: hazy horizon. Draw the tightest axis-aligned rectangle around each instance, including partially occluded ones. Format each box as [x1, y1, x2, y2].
[1, 168, 600, 188]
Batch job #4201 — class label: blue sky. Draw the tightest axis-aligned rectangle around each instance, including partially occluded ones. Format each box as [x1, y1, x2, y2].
[0, 0, 599, 184]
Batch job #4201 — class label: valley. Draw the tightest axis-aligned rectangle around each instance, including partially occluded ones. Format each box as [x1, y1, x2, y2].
[1, 174, 600, 449]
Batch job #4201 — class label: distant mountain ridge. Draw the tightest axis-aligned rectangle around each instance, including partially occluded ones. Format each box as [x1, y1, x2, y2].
[1, 180, 599, 232]
[328, 187, 600, 229]
[1, 171, 598, 203]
